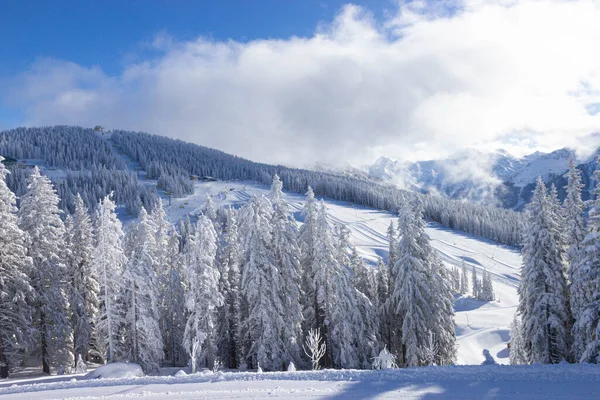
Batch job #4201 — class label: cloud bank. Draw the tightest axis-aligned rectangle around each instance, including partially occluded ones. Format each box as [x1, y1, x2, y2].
[5, 0, 600, 168]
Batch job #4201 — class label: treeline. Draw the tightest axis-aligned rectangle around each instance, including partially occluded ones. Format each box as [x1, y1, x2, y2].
[511, 157, 600, 365]
[0, 163, 457, 376]
[111, 129, 525, 245]
[0, 126, 157, 215]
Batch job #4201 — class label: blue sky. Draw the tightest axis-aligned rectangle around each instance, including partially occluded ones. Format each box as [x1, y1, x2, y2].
[0, 0, 391, 129]
[0, 0, 390, 78]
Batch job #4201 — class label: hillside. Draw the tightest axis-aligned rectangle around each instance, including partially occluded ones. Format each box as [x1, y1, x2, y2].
[0, 126, 524, 246]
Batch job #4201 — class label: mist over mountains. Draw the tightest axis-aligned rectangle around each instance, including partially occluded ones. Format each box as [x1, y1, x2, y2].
[348, 147, 600, 210]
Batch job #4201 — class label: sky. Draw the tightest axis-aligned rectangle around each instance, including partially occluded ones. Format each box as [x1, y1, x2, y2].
[2, 0, 600, 168]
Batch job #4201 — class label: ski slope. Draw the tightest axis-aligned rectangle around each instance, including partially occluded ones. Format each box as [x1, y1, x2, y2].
[160, 179, 521, 366]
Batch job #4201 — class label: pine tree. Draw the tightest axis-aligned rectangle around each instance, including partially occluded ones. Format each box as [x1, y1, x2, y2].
[390, 200, 456, 367]
[573, 156, 600, 362]
[298, 187, 319, 334]
[65, 194, 99, 362]
[472, 265, 480, 298]
[239, 196, 286, 370]
[313, 202, 362, 368]
[183, 215, 223, 372]
[564, 156, 586, 266]
[480, 269, 495, 301]
[376, 257, 392, 350]
[19, 167, 73, 373]
[163, 230, 187, 367]
[123, 208, 163, 373]
[0, 157, 34, 378]
[93, 194, 127, 363]
[509, 315, 527, 365]
[216, 208, 243, 369]
[268, 175, 303, 367]
[460, 261, 469, 295]
[518, 177, 569, 364]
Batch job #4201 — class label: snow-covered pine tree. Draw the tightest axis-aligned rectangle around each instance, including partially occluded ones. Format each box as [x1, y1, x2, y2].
[0, 157, 34, 378]
[19, 166, 73, 374]
[564, 156, 586, 267]
[268, 175, 303, 367]
[311, 203, 359, 369]
[472, 265, 480, 299]
[460, 261, 469, 295]
[65, 194, 99, 362]
[93, 194, 127, 363]
[573, 156, 600, 362]
[203, 195, 218, 222]
[150, 199, 183, 367]
[216, 207, 243, 369]
[238, 195, 286, 370]
[298, 187, 319, 333]
[183, 215, 223, 372]
[509, 315, 527, 365]
[391, 200, 456, 367]
[387, 221, 398, 276]
[480, 269, 495, 301]
[350, 246, 377, 303]
[123, 208, 163, 373]
[518, 177, 569, 364]
[376, 257, 392, 349]
[162, 230, 187, 367]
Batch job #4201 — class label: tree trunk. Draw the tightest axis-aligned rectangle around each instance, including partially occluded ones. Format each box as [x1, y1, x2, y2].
[0, 337, 9, 379]
[41, 311, 50, 374]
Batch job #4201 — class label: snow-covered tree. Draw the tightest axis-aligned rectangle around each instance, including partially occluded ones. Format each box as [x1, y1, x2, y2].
[239, 195, 287, 370]
[183, 215, 222, 372]
[298, 186, 319, 334]
[518, 177, 570, 364]
[480, 269, 495, 301]
[472, 265, 480, 299]
[216, 207, 243, 369]
[460, 261, 469, 295]
[19, 167, 73, 373]
[390, 200, 456, 367]
[564, 156, 586, 267]
[65, 194, 99, 362]
[268, 175, 303, 366]
[162, 230, 187, 367]
[303, 328, 326, 370]
[93, 194, 127, 363]
[509, 315, 527, 365]
[0, 157, 34, 378]
[123, 208, 163, 373]
[573, 156, 600, 362]
[351, 247, 377, 303]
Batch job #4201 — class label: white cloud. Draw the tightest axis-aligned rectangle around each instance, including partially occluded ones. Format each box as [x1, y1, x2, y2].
[5, 0, 600, 168]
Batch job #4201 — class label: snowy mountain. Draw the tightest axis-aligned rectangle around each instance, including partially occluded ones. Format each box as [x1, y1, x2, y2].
[359, 147, 595, 210]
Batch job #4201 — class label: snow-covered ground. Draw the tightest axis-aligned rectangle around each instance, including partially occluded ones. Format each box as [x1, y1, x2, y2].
[1, 365, 599, 399]
[161, 180, 521, 366]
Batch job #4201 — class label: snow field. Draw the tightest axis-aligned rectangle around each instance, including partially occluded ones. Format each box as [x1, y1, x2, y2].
[1, 364, 599, 399]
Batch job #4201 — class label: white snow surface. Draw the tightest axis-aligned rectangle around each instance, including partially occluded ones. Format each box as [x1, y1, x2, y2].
[1, 365, 599, 399]
[84, 363, 144, 380]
